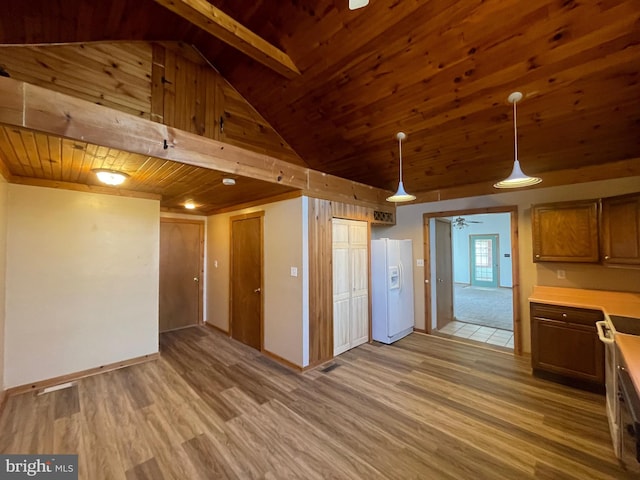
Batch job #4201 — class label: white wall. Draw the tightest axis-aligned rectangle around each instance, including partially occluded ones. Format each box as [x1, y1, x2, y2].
[451, 213, 512, 287]
[374, 176, 640, 353]
[4, 185, 160, 388]
[0, 175, 7, 390]
[207, 197, 307, 367]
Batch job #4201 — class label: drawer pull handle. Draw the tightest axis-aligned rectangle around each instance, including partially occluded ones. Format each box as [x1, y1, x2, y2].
[562, 313, 567, 318]
[604, 255, 610, 260]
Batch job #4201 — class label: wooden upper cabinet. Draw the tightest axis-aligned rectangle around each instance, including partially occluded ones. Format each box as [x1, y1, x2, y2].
[601, 192, 640, 266]
[532, 200, 600, 263]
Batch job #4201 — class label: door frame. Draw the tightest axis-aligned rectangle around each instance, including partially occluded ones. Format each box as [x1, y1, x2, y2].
[159, 217, 205, 329]
[422, 206, 521, 354]
[229, 211, 264, 351]
[469, 234, 499, 288]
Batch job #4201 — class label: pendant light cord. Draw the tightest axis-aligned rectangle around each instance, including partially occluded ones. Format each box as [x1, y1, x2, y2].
[513, 98, 518, 161]
[398, 135, 403, 180]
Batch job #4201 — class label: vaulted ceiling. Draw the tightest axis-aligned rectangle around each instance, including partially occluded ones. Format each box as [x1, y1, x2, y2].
[1, 0, 639, 198]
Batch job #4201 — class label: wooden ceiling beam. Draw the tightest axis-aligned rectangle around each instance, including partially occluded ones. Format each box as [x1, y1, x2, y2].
[152, 0, 300, 79]
[0, 77, 391, 209]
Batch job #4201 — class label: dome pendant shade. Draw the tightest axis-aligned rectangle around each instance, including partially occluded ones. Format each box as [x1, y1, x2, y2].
[386, 132, 416, 203]
[493, 159, 542, 188]
[494, 92, 542, 189]
[386, 180, 416, 202]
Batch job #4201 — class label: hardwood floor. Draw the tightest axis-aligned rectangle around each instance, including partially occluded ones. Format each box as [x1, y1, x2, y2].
[0, 327, 634, 479]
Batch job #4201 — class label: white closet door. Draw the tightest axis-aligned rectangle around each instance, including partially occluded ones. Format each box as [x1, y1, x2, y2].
[349, 222, 369, 348]
[333, 221, 351, 356]
[332, 219, 369, 357]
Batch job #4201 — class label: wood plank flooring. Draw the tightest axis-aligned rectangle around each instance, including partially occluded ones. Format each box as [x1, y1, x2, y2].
[0, 327, 635, 479]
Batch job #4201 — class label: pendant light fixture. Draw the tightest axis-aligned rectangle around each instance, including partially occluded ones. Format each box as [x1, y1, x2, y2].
[494, 92, 542, 189]
[386, 132, 416, 203]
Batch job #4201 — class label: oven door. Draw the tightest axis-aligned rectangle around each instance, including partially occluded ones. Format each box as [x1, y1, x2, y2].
[618, 365, 640, 473]
[597, 320, 619, 457]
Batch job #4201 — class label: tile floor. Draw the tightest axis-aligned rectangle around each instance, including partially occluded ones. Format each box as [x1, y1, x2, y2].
[438, 320, 514, 349]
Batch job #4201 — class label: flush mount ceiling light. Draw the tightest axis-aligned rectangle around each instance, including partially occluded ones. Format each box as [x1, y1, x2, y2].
[92, 169, 129, 186]
[222, 177, 236, 186]
[386, 132, 416, 203]
[494, 92, 542, 189]
[184, 201, 197, 210]
[349, 0, 369, 10]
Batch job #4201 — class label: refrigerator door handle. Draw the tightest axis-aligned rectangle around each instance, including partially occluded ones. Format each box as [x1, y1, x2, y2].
[398, 262, 403, 292]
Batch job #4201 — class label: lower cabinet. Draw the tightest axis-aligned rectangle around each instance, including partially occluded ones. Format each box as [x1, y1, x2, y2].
[531, 302, 604, 388]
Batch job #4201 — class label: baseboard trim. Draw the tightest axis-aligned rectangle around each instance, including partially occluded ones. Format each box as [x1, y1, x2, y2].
[413, 327, 427, 334]
[262, 349, 304, 372]
[204, 322, 229, 335]
[0, 389, 7, 417]
[6, 352, 160, 397]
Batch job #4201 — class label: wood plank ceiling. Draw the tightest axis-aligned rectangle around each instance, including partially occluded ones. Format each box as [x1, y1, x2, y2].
[0, 0, 638, 197]
[0, 125, 296, 214]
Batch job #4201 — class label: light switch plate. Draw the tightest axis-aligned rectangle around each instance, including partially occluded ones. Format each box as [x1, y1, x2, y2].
[290, 267, 298, 277]
[416, 259, 424, 267]
[557, 269, 566, 279]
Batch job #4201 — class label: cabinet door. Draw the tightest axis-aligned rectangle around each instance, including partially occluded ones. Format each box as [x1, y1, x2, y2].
[601, 193, 640, 266]
[531, 317, 604, 384]
[531, 200, 599, 262]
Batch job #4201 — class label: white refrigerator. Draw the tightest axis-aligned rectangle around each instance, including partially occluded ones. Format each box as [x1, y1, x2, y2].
[371, 238, 415, 344]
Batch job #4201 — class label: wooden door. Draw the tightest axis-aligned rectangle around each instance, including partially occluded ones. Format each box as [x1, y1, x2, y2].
[230, 212, 263, 350]
[349, 222, 369, 349]
[159, 218, 204, 332]
[470, 234, 499, 288]
[332, 220, 351, 356]
[332, 218, 369, 357]
[435, 219, 453, 330]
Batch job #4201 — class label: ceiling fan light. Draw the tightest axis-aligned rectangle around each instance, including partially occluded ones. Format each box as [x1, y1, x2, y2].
[349, 0, 369, 10]
[386, 181, 416, 202]
[93, 169, 129, 186]
[494, 159, 542, 189]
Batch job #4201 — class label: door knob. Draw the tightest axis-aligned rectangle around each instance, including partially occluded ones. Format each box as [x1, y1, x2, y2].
[254, 288, 261, 293]
[193, 277, 199, 282]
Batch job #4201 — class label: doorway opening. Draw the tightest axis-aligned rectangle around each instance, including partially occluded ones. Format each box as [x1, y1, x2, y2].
[423, 207, 520, 353]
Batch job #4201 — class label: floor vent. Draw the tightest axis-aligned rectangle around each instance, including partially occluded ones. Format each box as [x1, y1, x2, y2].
[321, 363, 340, 373]
[37, 381, 76, 396]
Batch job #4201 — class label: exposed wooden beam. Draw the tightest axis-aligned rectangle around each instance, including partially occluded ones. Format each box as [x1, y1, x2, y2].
[0, 78, 392, 209]
[153, 0, 300, 79]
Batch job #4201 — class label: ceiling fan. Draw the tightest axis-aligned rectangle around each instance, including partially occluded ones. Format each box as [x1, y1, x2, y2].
[452, 217, 483, 229]
[349, 0, 369, 10]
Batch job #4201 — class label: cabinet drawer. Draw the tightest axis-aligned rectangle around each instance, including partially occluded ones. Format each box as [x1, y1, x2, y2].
[530, 302, 603, 326]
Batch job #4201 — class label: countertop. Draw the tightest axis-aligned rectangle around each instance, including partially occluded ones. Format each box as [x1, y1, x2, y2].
[529, 286, 640, 318]
[617, 334, 640, 394]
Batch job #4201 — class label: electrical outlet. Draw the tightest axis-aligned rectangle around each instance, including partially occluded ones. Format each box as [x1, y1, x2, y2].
[290, 267, 298, 277]
[557, 269, 566, 280]
[416, 259, 424, 267]
[214, 260, 218, 268]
